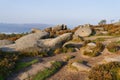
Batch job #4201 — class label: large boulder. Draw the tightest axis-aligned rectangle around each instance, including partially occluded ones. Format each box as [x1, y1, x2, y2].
[0, 33, 72, 52]
[74, 24, 92, 37]
[15, 32, 50, 50]
[0, 40, 14, 46]
[52, 24, 67, 31]
[37, 33, 73, 49]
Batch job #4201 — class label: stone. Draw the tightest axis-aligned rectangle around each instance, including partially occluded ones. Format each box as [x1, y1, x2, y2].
[87, 42, 96, 48]
[0, 44, 16, 52]
[52, 24, 67, 31]
[97, 55, 120, 65]
[31, 28, 42, 33]
[74, 24, 92, 37]
[44, 27, 52, 32]
[63, 41, 82, 48]
[72, 62, 90, 71]
[0, 33, 72, 53]
[104, 56, 120, 63]
[15, 32, 49, 50]
[37, 33, 73, 49]
[0, 40, 14, 46]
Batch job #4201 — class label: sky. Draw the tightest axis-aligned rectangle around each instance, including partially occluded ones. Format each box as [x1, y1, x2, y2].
[0, 0, 120, 25]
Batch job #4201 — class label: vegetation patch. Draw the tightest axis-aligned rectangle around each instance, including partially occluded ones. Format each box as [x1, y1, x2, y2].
[54, 47, 76, 55]
[89, 62, 120, 80]
[83, 42, 104, 57]
[15, 59, 38, 71]
[93, 38, 105, 42]
[107, 42, 119, 53]
[0, 33, 27, 41]
[32, 61, 64, 80]
[0, 50, 19, 79]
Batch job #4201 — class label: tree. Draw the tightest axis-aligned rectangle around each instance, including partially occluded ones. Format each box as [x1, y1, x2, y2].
[98, 20, 107, 25]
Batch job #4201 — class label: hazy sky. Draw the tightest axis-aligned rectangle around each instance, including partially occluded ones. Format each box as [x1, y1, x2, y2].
[0, 0, 120, 25]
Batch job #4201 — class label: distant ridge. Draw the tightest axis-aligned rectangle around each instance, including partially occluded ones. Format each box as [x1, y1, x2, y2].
[0, 23, 53, 33]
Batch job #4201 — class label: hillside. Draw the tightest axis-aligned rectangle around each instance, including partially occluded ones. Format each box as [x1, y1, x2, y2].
[0, 24, 120, 80]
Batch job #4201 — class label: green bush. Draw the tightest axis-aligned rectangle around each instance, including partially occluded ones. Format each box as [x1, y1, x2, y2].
[15, 59, 38, 71]
[89, 62, 120, 80]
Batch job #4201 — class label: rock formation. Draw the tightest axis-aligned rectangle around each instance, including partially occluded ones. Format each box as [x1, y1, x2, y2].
[74, 24, 92, 37]
[0, 32, 72, 53]
[15, 31, 50, 50]
[52, 24, 67, 31]
[37, 33, 72, 49]
[0, 40, 14, 46]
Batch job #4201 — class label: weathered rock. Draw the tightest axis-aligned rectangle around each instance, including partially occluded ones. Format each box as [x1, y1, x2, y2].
[52, 24, 67, 31]
[31, 28, 42, 33]
[97, 55, 120, 65]
[15, 32, 49, 50]
[37, 33, 73, 49]
[87, 42, 96, 48]
[44, 27, 52, 32]
[74, 24, 92, 37]
[104, 56, 120, 63]
[0, 40, 14, 46]
[0, 32, 72, 53]
[0, 44, 16, 52]
[63, 41, 82, 48]
[72, 62, 90, 71]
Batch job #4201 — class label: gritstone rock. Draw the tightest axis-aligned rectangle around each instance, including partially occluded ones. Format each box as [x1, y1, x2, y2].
[74, 24, 92, 37]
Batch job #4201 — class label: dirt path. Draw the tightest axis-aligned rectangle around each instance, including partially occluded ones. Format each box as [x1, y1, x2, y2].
[7, 52, 77, 80]
[7, 48, 120, 80]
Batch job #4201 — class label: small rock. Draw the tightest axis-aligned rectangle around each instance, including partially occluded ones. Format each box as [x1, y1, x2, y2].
[87, 42, 96, 48]
[72, 62, 90, 71]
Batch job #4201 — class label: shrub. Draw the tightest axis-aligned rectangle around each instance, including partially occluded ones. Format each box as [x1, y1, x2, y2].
[83, 51, 100, 57]
[94, 38, 105, 42]
[20, 48, 49, 57]
[89, 62, 120, 80]
[83, 42, 104, 57]
[54, 47, 76, 55]
[0, 51, 19, 79]
[107, 42, 119, 53]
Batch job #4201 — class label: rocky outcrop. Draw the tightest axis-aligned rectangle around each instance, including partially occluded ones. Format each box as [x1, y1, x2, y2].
[0, 40, 14, 46]
[15, 31, 50, 50]
[52, 24, 67, 31]
[63, 41, 82, 48]
[74, 24, 92, 37]
[0, 33, 72, 53]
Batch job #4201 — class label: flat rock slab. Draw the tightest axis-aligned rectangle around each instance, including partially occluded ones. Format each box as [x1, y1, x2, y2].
[72, 62, 90, 71]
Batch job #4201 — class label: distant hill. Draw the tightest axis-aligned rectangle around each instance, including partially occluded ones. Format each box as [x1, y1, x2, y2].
[0, 23, 53, 33]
